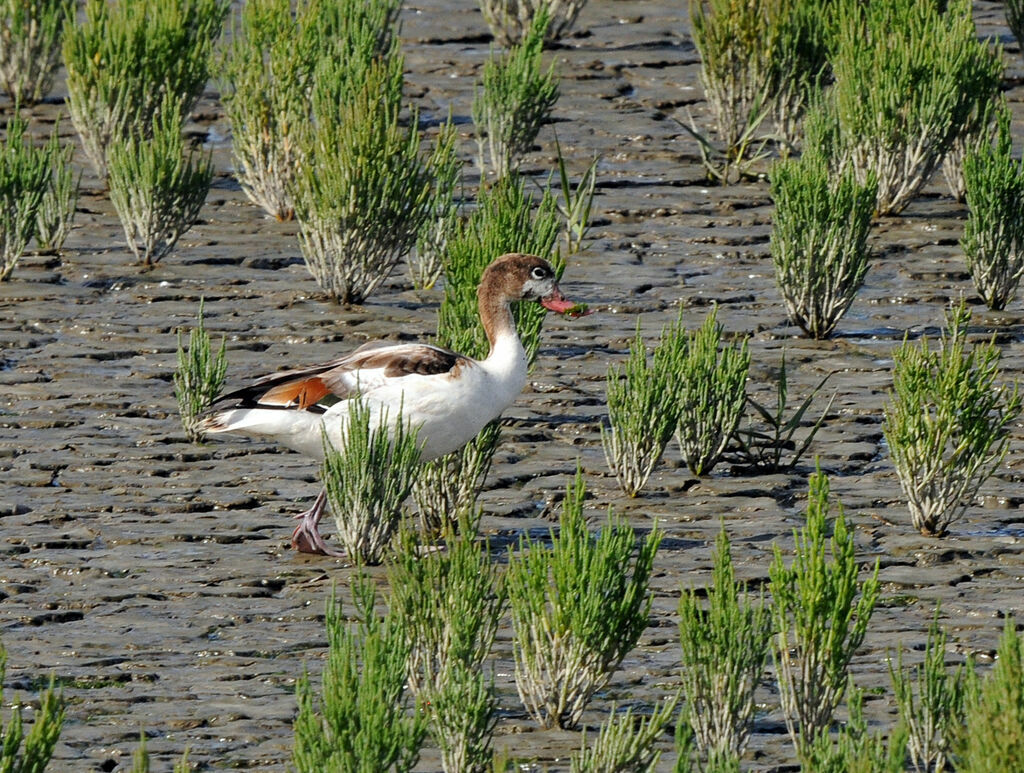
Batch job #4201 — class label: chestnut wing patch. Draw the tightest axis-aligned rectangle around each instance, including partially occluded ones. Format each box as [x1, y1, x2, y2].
[259, 377, 333, 410]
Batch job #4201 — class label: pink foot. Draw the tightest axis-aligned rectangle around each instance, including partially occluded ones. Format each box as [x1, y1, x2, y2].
[288, 490, 346, 557]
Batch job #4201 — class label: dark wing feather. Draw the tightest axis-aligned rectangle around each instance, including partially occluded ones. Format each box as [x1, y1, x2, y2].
[208, 342, 466, 413]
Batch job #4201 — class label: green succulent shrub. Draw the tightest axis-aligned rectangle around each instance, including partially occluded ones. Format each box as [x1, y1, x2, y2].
[883, 301, 1022, 537]
[961, 105, 1024, 311]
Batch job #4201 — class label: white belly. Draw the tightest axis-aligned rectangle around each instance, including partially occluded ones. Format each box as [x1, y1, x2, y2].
[320, 356, 526, 462]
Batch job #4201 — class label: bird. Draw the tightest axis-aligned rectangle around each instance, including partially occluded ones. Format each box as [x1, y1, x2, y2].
[196, 253, 585, 556]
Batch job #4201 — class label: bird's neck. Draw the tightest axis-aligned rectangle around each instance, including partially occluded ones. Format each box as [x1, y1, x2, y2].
[479, 287, 516, 352]
[479, 288, 526, 370]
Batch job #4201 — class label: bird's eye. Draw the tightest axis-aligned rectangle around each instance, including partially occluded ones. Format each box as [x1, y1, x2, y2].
[531, 266, 547, 280]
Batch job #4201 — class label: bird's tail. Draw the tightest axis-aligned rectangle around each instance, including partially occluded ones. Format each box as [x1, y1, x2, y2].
[195, 407, 326, 458]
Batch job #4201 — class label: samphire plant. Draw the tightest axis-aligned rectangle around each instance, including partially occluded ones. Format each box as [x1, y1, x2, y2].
[414, 173, 561, 531]
[291, 57, 441, 304]
[0, 113, 51, 281]
[320, 399, 422, 565]
[293, 576, 426, 772]
[0, 0, 73, 105]
[107, 97, 214, 266]
[1007, 0, 1024, 63]
[33, 133, 79, 254]
[569, 696, 680, 773]
[829, 0, 1003, 215]
[941, 85, 1002, 203]
[602, 313, 687, 497]
[769, 104, 877, 339]
[410, 121, 460, 291]
[63, 0, 229, 178]
[883, 301, 1022, 537]
[425, 660, 498, 773]
[889, 609, 968, 773]
[391, 525, 504, 772]
[507, 469, 661, 729]
[769, 468, 880, 762]
[387, 526, 505, 694]
[956, 617, 1024, 772]
[675, 305, 750, 477]
[961, 105, 1024, 312]
[473, 10, 559, 181]
[1, 637, 65, 772]
[174, 298, 228, 443]
[218, 0, 308, 222]
[802, 681, 908, 773]
[678, 527, 772, 769]
[687, 0, 827, 179]
[479, 0, 588, 46]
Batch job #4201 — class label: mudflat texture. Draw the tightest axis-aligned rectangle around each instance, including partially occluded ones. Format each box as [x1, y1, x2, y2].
[3, 0, 1024, 770]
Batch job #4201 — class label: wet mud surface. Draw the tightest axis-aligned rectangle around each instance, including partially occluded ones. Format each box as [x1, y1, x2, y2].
[3, 0, 1024, 769]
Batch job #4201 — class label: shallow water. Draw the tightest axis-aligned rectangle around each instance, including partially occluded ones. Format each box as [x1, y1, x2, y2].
[2, 0, 1024, 770]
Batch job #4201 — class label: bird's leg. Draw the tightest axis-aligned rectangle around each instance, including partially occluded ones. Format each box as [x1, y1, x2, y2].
[290, 490, 346, 557]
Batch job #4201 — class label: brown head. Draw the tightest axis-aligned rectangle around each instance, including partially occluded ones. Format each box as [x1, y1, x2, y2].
[478, 253, 576, 312]
[475, 253, 581, 349]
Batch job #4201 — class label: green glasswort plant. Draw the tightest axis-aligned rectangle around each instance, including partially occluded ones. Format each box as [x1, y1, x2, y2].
[961, 106, 1024, 311]
[941, 88, 1002, 203]
[34, 133, 79, 254]
[729, 352, 836, 472]
[888, 610, 968, 773]
[220, 0, 402, 223]
[883, 301, 1022, 537]
[292, 58, 439, 305]
[678, 528, 772, 769]
[1010, 0, 1024, 62]
[293, 576, 426, 772]
[479, 0, 588, 46]
[829, 0, 1003, 215]
[507, 469, 661, 729]
[388, 527, 506, 696]
[802, 681, 908, 773]
[688, 0, 826, 177]
[956, 617, 1024, 772]
[423, 660, 498, 773]
[769, 468, 880, 762]
[174, 298, 228, 443]
[675, 305, 750, 477]
[219, 0, 308, 222]
[107, 98, 214, 266]
[473, 10, 559, 181]
[321, 399, 422, 565]
[0, 638, 65, 772]
[414, 173, 561, 530]
[602, 313, 687, 497]
[0, 0, 73, 105]
[410, 120, 461, 291]
[389, 523, 503, 771]
[63, 0, 229, 177]
[569, 696, 680, 773]
[769, 111, 877, 339]
[0, 113, 50, 281]
[300, 0, 403, 113]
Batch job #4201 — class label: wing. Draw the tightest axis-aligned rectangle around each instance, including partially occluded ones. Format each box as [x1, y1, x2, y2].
[208, 342, 467, 413]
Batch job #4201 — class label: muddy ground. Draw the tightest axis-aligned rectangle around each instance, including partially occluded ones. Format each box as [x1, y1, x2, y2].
[3, 0, 1024, 770]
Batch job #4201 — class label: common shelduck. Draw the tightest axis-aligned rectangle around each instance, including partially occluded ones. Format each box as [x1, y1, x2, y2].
[196, 253, 584, 555]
